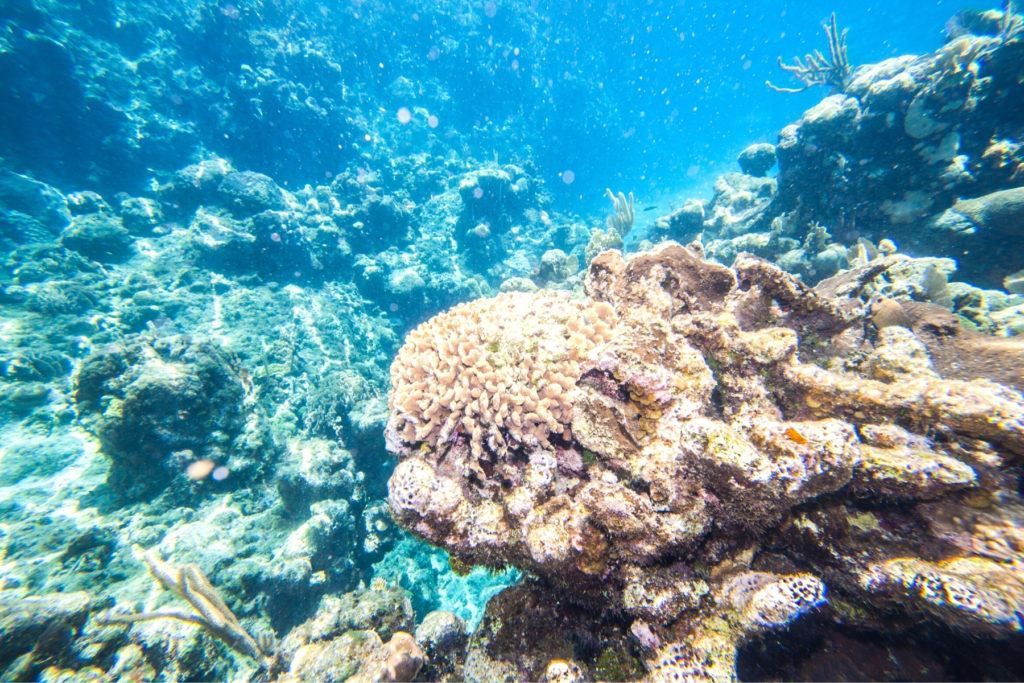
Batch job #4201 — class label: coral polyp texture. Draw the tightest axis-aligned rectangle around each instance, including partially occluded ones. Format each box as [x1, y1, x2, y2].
[387, 242, 1024, 680]
[386, 291, 616, 461]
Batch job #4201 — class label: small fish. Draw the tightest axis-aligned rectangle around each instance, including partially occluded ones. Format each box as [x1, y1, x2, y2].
[642, 205, 658, 212]
[785, 426, 808, 445]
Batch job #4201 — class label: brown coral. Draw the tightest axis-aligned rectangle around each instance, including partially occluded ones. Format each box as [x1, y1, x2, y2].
[386, 242, 1024, 680]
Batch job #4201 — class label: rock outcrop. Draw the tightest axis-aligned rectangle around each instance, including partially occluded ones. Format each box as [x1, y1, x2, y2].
[387, 242, 1024, 680]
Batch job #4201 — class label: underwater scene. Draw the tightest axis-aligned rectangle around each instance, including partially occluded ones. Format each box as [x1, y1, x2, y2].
[1, 0, 1024, 680]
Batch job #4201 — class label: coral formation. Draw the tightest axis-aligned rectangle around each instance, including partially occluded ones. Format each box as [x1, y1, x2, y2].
[647, 572, 825, 682]
[771, 25, 1024, 286]
[278, 628, 423, 683]
[460, 579, 643, 682]
[273, 583, 425, 682]
[2, 1, 1024, 680]
[98, 548, 275, 667]
[862, 556, 1023, 635]
[75, 334, 274, 500]
[0, 589, 91, 680]
[737, 143, 777, 177]
[388, 242, 1024, 680]
[414, 610, 468, 681]
[767, 13, 852, 93]
[386, 291, 616, 461]
[654, 8, 1024, 301]
[654, 199, 705, 243]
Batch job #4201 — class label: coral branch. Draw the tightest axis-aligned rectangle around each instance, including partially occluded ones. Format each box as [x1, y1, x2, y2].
[604, 188, 635, 237]
[767, 12, 852, 93]
[98, 548, 273, 665]
[1003, 0, 1023, 40]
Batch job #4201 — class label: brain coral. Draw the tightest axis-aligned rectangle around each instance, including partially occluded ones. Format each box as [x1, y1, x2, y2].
[386, 242, 1024, 680]
[386, 291, 616, 462]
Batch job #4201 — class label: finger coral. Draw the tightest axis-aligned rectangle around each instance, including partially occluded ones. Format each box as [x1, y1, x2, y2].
[386, 241, 1024, 680]
[386, 291, 617, 463]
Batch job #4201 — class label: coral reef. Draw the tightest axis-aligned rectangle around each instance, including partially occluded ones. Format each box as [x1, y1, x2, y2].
[772, 22, 1024, 287]
[2, 1, 1024, 680]
[75, 334, 274, 501]
[650, 6, 1024, 325]
[388, 242, 1024, 680]
[0, 149, 534, 681]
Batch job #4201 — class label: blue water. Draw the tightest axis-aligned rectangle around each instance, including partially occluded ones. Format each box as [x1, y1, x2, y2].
[1, 0, 983, 214]
[534, 0, 984, 206]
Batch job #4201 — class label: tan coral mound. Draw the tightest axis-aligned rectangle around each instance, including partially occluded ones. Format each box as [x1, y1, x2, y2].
[387, 291, 616, 460]
[386, 242, 1024, 681]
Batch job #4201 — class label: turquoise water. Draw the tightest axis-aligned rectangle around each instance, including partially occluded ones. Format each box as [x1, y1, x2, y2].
[1, 0, 1022, 680]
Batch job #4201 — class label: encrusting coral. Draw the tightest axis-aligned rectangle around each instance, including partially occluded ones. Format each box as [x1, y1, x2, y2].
[386, 241, 1024, 680]
[646, 571, 826, 682]
[861, 556, 1024, 636]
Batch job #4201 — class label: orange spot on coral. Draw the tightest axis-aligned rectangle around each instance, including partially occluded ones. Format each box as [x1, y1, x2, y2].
[785, 426, 808, 445]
